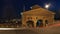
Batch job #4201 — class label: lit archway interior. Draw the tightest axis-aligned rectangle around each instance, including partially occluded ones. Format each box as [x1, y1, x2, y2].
[26, 20, 34, 27]
[36, 20, 43, 27]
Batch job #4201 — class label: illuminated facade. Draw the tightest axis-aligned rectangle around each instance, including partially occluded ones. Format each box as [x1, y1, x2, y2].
[21, 5, 55, 28]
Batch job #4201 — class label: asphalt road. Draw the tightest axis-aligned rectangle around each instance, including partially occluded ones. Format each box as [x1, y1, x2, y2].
[0, 29, 39, 34]
[34, 23, 60, 34]
[0, 23, 60, 34]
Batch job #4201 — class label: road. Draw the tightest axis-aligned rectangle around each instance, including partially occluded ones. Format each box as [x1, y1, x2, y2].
[34, 23, 60, 34]
[0, 23, 60, 34]
[0, 29, 39, 34]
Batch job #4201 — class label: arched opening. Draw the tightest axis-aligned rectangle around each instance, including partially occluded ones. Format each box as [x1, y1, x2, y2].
[36, 20, 43, 27]
[26, 20, 34, 28]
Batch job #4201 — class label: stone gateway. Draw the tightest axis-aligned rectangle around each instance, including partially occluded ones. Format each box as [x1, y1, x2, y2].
[21, 5, 55, 28]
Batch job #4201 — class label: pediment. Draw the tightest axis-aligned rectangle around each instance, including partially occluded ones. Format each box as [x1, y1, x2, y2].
[23, 7, 55, 15]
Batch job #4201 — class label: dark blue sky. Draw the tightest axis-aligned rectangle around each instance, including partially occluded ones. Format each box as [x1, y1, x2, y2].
[25, 0, 59, 11]
[24, 0, 60, 19]
[0, 0, 60, 19]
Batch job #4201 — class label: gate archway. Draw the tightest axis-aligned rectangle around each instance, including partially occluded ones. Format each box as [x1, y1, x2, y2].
[36, 20, 43, 27]
[26, 20, 34, 27]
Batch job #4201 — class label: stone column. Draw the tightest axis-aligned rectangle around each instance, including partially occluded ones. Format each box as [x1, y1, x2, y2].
[34, 21, 36, 28]
[22, 18, 24, 27]
[43, 19, 45, 27]
[52, 16, 55, 24]
[21, 15, 26, 27]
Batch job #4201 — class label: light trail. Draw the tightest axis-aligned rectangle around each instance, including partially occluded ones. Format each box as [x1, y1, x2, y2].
[0, 28, 26, 30]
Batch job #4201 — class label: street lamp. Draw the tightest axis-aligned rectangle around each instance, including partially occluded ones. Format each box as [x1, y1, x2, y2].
[21, 12, 23, 15]
[30, 7, 32, 9]
[45, 4, 50, 9]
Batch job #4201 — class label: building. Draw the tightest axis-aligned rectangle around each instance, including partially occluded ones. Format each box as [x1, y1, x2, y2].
[21, 5, 55, 28]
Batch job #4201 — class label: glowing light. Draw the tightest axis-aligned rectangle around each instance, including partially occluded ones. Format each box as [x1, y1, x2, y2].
[21, 12, 23, 15]
[0, 28, 26, 30]
[45, 4, 50, 9]
[30, 7, 32, 9]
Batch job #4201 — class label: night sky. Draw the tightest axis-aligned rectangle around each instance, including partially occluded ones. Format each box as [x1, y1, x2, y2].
[0, 0, 60, 19]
